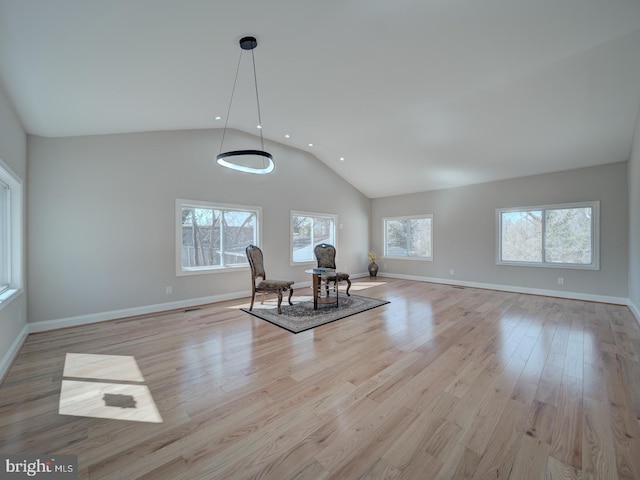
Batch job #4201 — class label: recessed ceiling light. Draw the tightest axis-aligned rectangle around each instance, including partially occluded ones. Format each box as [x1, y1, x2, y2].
[284, 134, 290, 139]
[256, 125, 262, 129]
[340, 157, 345, 162]
[214, 116, 222, 120]
[308, 143, 314, 147]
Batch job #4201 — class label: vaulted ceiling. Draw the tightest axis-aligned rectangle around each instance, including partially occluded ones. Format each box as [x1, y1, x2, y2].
[1, 0, 640, 198]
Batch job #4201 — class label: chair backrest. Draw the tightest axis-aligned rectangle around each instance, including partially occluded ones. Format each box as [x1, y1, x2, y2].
[314, 243, 337, 269]
[246, 244, 266, 279]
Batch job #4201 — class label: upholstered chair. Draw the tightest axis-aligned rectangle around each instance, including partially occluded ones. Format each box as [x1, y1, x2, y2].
[313, 243, 351, 296]
[246, 245, 294, 314]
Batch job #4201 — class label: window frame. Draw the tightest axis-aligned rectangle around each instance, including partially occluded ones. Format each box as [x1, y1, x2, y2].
[0, 179, 9, 294]
[383, 214, 434, 261]
[290, 210, 338, 265]
[175, 199, 262, 276]
[496, 201, 600, 270]
[0, 159, 23, 308]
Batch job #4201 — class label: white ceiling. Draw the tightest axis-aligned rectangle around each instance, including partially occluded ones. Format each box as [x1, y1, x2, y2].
[1, 0, 640, 198]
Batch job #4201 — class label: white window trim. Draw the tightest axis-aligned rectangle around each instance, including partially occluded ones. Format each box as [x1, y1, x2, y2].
[496, 201, 600, 270]
[175, 199, 262, 276]
[0, 158, 23, 310]
[290, 210, 338, 266]
[383, 214, 434, 261]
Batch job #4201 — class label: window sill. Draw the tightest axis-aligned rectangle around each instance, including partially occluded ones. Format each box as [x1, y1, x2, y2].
[497, 261, 599, 270]
[177, 265, 250, 276]
[0, 288, 21, 310]
[383, 256, 433, 262]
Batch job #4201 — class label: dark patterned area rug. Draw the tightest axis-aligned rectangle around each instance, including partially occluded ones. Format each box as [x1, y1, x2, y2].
[241, 293, 389, 333]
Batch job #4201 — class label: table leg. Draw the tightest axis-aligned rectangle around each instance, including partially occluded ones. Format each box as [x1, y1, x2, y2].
[312, 274, 319, 310]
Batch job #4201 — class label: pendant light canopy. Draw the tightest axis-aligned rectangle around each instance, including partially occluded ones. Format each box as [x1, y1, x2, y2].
[216, 36, 275, 174]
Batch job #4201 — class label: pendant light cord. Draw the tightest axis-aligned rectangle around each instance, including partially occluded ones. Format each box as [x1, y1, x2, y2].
[219, 44, 265, 154]
[251, 48, 265, 152]
[218, 49, 243, 155]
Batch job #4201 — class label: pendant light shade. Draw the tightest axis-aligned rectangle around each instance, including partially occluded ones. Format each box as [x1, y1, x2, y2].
[216, 36, 274, 174]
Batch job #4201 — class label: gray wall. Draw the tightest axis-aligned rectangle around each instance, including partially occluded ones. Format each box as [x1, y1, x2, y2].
[27, 129, 370, 324]
[371, 162, 629, 300]
[0, 85, 27, 374]
[629, 109, 640, 316]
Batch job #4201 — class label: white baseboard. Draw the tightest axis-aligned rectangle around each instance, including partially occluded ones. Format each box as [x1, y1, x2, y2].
[25, 271, 629, 334]
[28, 290, 254, 333]
[378, 271, 629, 305]
[0, 323, 28, 383]
[26, 278, 319, 334]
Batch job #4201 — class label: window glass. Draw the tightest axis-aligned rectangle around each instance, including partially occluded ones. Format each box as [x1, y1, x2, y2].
[223, 210, 257, 266]
[177, 200, 259, 274]
[544, 207, 593, 265]
[497, 202, 598, 269]
[384, 215, 433, 260]
[291, 212, 336, 263]
[500, 210, 542, 263]
[0, 162, 22, 302]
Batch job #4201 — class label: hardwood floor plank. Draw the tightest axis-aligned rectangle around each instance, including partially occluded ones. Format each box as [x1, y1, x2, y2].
[0, 278, 638, 479]
[471, 399, 529, 479]
[601, 351, 640, 479]
[550, 374, 583, 470]
[509, 434, 551, 480]
[437, 445, 481, 480]
[582, 398, 618, 480]
[461, 390, 511, 456]
[526, 399, 556, 445]
[359, 458, 401, 480]
[545, 455, 582, 480]
[321, 405, 418, 479]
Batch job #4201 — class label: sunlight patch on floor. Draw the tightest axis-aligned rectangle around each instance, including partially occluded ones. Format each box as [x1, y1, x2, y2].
[231, 295, 314, 310]
[58, 353, 162, 423]
[348, 281, 386, 291]
[63, 353, 144, 382]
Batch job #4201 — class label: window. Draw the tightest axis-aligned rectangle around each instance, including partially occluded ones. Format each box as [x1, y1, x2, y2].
[291, 211, 337, 264]
[0, 179, 9, 294]
[176, 199, 260, 275]
[497, 201, 599, 269]
[384, 215, 433, 260]
[0, 160, 23, 305]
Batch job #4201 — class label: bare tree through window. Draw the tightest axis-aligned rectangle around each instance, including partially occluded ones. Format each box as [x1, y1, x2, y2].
[179, 201, 258, 271]
[498, 202, 597, 268]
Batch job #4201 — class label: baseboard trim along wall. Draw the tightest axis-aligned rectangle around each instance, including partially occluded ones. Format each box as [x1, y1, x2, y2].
[378, 272, 630, 306]
[0, 324, 28, 383]
[27, 290, 254, 334]
[26, 271, 629, 335]
[26, 275, 378, 334]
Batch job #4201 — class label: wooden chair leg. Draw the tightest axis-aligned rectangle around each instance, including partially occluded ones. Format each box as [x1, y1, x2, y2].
[346, 278, 351, 296]
[276, 292, 283, 314]
[287, 288, 294, 305]
[249, 293, 255, 311]
[260, 293, 265, 305]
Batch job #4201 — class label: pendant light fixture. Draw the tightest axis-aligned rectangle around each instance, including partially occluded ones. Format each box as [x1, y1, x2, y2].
[216, 36, 274, 174]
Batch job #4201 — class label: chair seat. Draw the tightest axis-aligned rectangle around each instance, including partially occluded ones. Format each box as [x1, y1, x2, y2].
[326, 272, 350, 282]
[257, 279, 294, 290]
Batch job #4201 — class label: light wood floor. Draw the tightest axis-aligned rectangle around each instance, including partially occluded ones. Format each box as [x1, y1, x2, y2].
[1, 278, 640, 479]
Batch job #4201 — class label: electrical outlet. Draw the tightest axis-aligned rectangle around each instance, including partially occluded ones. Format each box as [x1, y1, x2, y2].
[166, 286, 172, 295]
[557, 277, 564, 285]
